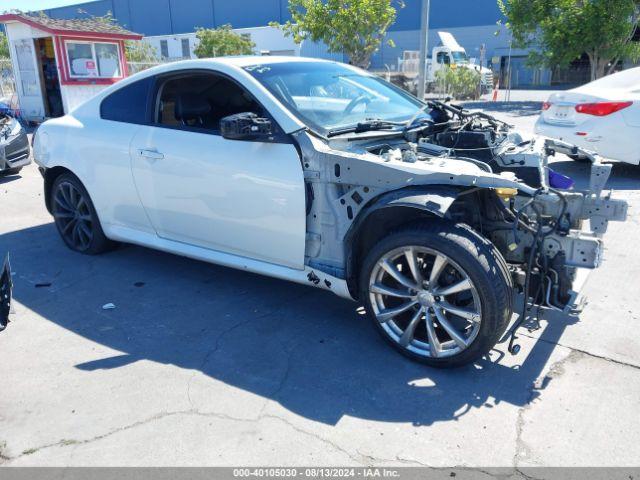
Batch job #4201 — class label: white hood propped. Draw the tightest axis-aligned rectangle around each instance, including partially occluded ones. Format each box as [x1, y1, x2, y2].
[437, 32, 465, 52]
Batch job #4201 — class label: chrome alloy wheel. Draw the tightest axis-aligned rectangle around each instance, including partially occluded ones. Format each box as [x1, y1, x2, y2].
[53, 181, 94, 252]
[368, 246, 482, 359]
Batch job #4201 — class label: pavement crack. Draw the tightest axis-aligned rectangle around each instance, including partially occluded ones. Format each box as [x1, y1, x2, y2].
[513, 350, 582, 468]
[514, 467, 546, 480]
[519, 331, 640, 370]
[4, 410, 194, 463]
[0, 441, 10, 464]
[260, 414, 363, 465]
[186, 315, 257, 408]
[186, 291, 314, 408]
[352, 449, 430, 467]
[393, 454, 431, 467]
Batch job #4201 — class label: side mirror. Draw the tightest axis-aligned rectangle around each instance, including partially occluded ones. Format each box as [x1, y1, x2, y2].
[220, 112, 273, 141]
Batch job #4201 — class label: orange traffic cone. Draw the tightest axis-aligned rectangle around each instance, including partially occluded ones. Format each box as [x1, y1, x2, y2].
[492, 79, 500, 102]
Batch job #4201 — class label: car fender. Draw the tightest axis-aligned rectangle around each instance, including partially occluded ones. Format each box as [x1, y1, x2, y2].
[364, 186, 461, 218]
[342, 185, 462, 292]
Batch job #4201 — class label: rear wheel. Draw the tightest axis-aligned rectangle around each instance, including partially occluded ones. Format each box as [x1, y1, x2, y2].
[51, 173, 115, 254]
[359, 220, 513, 368]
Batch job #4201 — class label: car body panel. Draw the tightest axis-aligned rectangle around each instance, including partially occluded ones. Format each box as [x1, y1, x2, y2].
[130, 125, 306, 269]
[34, 115, 154, 233]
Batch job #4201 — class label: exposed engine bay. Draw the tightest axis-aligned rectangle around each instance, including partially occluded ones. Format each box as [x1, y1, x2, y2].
[299, 101, 628, 353]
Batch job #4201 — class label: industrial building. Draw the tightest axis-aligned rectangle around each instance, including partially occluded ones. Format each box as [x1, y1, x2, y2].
[33, 0, 556, 88]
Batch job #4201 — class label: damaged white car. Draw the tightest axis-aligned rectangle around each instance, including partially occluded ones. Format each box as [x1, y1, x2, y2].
[33, 57, 628, 367]
[0, 114, 30, 176]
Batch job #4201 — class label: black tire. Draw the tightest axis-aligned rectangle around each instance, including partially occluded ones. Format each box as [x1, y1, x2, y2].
[50, 173, 116, 255]
[0, 167, 22, 176]
[359, 219, 513, 368]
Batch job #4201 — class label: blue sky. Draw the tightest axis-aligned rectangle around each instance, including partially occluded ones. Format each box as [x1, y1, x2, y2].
[2, 0, 95, 12]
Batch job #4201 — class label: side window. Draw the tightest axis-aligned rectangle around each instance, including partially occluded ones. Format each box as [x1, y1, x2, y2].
[437, 52, 450, 65]
[160, 40, 169, 59]
[155, 72, 265, 133]
[100, 76, 153, 124]
[181, 38, 190, 58]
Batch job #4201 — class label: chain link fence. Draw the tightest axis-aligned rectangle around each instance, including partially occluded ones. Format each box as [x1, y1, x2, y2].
[0, 58, 16, 99]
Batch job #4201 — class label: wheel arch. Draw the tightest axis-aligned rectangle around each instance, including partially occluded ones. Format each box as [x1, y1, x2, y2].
[43, 166, 78, 214]
[344, 185, 463, 298]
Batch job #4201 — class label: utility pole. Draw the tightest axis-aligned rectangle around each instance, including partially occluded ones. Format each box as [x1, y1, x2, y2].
[417, 0, 431, 101]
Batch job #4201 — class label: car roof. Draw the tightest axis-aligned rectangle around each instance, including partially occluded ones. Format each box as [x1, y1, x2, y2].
[167, 55, 338, 68]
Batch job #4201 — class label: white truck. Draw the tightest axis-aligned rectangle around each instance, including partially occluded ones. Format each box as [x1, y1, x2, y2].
[402, 32, 494, 94]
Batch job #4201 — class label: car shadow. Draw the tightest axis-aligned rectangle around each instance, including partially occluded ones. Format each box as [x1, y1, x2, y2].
[0, 222, 578, 426]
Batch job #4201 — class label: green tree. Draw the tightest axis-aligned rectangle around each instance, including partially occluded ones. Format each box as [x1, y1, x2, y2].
[193, 25, 255, 58]
[125, 40, 159, 63]
[498, 0, 640, 80]
[0, 32, 8, 58]
[271, 0, 403, 69]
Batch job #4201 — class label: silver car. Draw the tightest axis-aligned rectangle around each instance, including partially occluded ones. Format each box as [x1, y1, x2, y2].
[0, 114, 30, 176]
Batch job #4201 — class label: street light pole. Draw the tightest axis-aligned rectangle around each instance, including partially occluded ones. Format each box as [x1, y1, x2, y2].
[417, 0, 431, 101]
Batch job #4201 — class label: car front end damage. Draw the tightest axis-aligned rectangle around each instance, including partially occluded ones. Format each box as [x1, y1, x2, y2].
[296, 101, 627, 355]
[0, 115, 31, 174]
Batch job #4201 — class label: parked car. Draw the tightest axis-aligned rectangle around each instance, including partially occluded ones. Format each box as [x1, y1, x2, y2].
[0, 114, 31, 176]
[32, 57, 627, 367]
[535, 67, 640, 164]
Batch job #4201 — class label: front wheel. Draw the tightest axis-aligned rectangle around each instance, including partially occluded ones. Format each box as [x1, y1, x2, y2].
[359, 221, 513, 368]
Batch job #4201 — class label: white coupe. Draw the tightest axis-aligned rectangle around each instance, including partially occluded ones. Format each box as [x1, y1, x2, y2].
[535, 67, 640, 164]
[33, 57, 627, 367]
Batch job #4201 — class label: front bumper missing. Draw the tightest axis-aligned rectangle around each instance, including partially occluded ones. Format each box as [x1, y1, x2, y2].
[504, 139, 629, 313]
[542, 140, 628, 311]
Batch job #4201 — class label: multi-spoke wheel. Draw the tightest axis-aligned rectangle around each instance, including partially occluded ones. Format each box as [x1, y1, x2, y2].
[51, 173, 114, 255]
[359, 221, 513, 368]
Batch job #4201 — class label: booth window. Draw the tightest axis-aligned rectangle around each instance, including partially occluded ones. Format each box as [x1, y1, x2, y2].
[65, 41, 122, 79]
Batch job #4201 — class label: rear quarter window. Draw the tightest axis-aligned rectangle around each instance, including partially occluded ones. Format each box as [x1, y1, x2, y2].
[100, 77, 153, 124]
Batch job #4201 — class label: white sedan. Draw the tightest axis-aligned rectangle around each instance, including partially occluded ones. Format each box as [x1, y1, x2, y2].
[535, 67, 640, 164]
[32, 57, 626, 367]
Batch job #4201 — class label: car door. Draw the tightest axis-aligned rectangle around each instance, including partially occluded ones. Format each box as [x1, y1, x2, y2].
[130, 70, 306, 270]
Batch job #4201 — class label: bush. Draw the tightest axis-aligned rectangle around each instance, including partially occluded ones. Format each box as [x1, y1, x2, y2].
[193, 25, 255, 58]
[434, 66, 481, 100]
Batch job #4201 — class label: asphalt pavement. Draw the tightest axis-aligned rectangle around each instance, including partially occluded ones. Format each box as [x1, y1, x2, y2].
[0, 106, 639, 468]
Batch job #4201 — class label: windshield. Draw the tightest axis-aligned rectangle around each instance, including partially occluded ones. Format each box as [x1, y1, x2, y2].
[451, 51, 469, 64]
[244, 62, 425, 136]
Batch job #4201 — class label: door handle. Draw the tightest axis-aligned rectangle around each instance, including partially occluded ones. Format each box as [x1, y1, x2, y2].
[139, 149, 164, 160]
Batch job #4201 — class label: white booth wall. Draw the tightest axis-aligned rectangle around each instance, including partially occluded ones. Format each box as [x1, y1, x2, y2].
[5, 22, 117, 121]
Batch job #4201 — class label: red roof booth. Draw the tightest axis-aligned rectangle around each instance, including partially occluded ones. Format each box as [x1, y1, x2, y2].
[0, 14, 142, 122]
